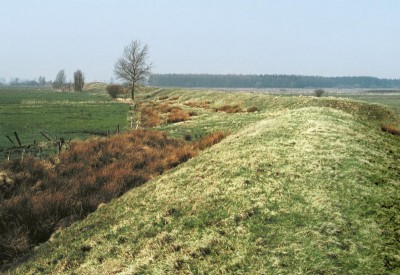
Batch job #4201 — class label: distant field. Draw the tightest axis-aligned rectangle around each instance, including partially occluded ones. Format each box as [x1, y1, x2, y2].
[340, 93, 400, 116]
[0, 88, 129, 153]
[284, 89, 400, 116]
[193, 88, 400, 116]
[1, 87, 399, 153]
[309, 90, 400, 116]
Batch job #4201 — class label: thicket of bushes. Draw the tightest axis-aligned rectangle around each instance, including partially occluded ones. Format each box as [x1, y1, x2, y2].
[139, 102, 191, 126]
[106, 84, 125, 99]
[138, 100, 256, 128]
[0, 130, 226, 265]
[167, 108, 190, 123]
[140, 106, 162, 127]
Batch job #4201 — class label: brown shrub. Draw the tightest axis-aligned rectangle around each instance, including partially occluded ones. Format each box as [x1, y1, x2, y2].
[0, 130, 227, 264]
[159, 96, 169, 100]
[106, 84, 125, 99]
[381, 124, 400, 136]
[184, 101, 211, 109]
[140, 107, 162, 127]
[247, 106, 259, 113]
[167, 109, 190, 123]
[157, 103, 181, 113]
[193, 131, 227, 150]
[214, 105, 243, 113]
[169, 96, 180, 101]
[0, 226, 30, 261]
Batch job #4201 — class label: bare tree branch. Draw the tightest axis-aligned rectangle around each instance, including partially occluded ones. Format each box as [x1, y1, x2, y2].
[114, 40, 152, 99]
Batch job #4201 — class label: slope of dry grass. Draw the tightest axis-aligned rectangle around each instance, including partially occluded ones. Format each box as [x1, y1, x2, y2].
[8, 100, 400, 274]
[0, 130, 226, 266]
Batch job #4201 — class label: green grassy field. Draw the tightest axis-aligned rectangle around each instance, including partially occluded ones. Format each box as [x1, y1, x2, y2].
[342, 93, 400, 115]
[1, 88, 398, 152]
[7, 88, 400, 274]
[0, 88, 129, 156]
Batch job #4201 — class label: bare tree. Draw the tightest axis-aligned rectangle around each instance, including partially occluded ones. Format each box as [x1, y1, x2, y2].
[53, 70, 66, 90]
[314, 89, 325, 97]
[38, 76, 46, 86]
[114, 40, 152, 100]
[73, 70, 85, 92]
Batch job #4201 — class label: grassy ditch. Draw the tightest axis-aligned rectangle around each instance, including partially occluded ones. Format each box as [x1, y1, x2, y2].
[0, 129, 226, 266]
[8, 104, 400, 274]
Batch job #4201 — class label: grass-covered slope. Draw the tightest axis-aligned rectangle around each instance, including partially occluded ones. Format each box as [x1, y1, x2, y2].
[9, 90, 400, 274]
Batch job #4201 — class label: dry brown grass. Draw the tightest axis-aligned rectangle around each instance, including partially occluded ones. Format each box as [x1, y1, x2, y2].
[381, 124, 400, 136]
[214, 105, 243, 113]
[193, 131, 227, 150]
[167, 109, 190, 123]
[140, 107, 162, 127]
[184, 101, 211, 109]
[157, 103, 181, 113]
[0, 129, 226, 264]
[247, 106, 259, 113]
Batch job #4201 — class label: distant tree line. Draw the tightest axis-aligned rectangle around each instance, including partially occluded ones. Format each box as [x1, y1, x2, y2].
[52, 69, 85, 92]
[1, 69, 85, 92]
[148, 74, 400, 89]
[1, 76, 48, 87]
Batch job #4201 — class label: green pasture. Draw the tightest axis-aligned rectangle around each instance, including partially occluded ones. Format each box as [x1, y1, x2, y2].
[0, 88, 129, 151]
[341, 93, 400, 115]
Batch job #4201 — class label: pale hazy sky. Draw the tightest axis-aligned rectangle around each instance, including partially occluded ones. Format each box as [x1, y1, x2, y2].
[1, 0, 399, 82]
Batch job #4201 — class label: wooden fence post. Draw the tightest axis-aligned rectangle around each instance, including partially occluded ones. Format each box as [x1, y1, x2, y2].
[14, 132, 22, 147]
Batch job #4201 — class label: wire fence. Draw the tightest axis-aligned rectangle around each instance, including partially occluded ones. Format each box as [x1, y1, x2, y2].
[1, 126, 121, 161]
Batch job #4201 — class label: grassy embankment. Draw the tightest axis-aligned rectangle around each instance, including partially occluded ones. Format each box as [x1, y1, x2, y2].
[7, 88, 400, 273]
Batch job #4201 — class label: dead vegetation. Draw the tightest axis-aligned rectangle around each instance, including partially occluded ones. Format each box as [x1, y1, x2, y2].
[184, 101, 211, 109]
[138, 101, 193, 126]
[247, 106, 259, 113]
[214, 105, 243, 113]
[156, 103, 181, 113]
[381, 124, 400, 136]
[167, 108, 190, 123]
[140, 106, 162, 127]
[0, 129, 226, 264]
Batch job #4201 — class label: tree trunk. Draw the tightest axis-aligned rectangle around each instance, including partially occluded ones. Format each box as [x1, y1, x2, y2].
[131, 83, 135, 100]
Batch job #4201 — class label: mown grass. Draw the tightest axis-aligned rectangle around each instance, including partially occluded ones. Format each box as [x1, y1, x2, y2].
[4, 88, 400, 274]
